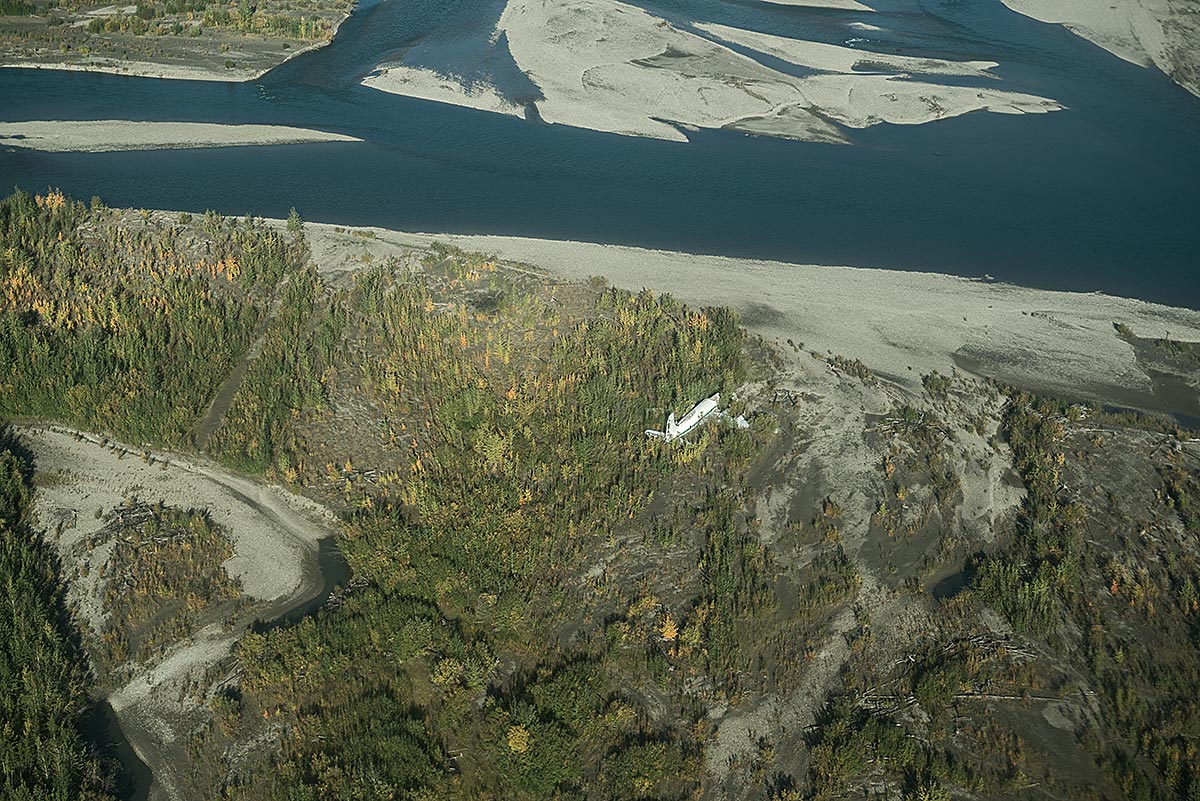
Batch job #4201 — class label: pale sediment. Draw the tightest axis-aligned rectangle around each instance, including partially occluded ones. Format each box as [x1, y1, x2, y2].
[363, 0, 1062, 143]
[0, 120, 361, 152]
[363, 66, 527, 117]
[1000, 0, 1200, 97]
[0, 59, 265, 82]
[759, 0, 875, 10]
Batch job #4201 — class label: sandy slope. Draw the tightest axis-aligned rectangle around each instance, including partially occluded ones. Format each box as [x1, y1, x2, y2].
[300, 223, 1200, 419]
[0, 120, 360, 152]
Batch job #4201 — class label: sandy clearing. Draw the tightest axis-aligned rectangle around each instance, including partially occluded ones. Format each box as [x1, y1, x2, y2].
[22, 424, 336, 801]
[23, 425, 332, 602]
[363, 65, 527, 117]
[0, 119, 360, 152]
[299, 223, 1200, 418]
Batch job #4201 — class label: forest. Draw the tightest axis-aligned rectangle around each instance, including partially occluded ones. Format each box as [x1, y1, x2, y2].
[0, 429, 116, 800]
[1, 190, 1199, 801]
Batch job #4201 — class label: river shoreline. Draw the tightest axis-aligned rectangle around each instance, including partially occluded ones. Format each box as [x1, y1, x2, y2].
[301, 223, 1200, 425]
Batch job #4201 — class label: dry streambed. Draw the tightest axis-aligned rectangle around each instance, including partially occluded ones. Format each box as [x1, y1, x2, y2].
[21, 424, 337, 801]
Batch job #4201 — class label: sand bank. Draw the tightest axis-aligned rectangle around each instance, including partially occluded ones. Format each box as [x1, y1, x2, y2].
[302, 223, 1200, 419]
[1001, 0, 1169, 67]
[695, 22, 999, 78]
[365, 0, 1060, 143]
[1001, 0, 1200, 97]
[760, 0, 874, 10]
[495, 0, 843, 142]
[696, 23, 1060, 128]
[363, 65, 526, 117]
[0, 58, 263, 82]
[0, 119, 360, 152]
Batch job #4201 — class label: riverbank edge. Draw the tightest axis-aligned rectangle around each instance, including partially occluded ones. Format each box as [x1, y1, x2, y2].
[297, 222, 1200, 424]
[0, 8, 349, 83]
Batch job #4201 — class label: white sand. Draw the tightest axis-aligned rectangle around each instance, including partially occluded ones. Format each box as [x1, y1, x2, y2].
[695, 23, 1061, 128]
[301, 223, 1200, 412]
[695, 22, 999, 78]
[363, 65, 526, 117]
[1001, 0, 1170, 67]
[496, 0, 843, 142]
[760, 0, 874, 10]
[787, 72, 1061, 128]
[364, 0, 1061, 143]
[0, 120, 360, 152]
[1000, 0, 1200, 98]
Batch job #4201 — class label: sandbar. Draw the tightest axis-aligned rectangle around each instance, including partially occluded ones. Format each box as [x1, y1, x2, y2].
[0, 119, 361, 152]
[363, 0, 1062, 143]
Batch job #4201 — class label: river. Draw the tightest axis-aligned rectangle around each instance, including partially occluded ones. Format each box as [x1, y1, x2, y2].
[1, 0, 1199, 308]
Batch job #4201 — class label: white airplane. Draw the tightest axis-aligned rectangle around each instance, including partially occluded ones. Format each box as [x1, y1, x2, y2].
[646, 393, 720, 442]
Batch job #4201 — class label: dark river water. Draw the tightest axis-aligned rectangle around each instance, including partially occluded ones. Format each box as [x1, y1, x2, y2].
[2, 0, 1199, 308]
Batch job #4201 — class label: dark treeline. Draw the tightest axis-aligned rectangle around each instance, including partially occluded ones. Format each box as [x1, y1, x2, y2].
[0, 190, 303, 447]
[0, 429, 115, 800]
[975, 392, 1200, 800]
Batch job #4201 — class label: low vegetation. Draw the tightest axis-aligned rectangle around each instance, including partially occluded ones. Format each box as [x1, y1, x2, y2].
[96, 503, 242, 671]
